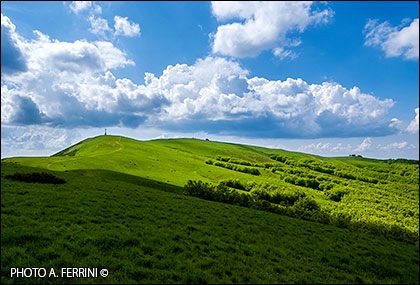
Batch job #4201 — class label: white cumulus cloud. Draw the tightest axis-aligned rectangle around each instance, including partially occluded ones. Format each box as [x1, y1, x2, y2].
[406, 107, 419, 133]
[0, 14, 401, 139]
[210, 1, 333, 58]
[114, 16, 141, 37]
[364, 18, 419, 60]
[69, 1, 101, 14]
[355, 137, 372, 152]
[89, 16, 112, 38]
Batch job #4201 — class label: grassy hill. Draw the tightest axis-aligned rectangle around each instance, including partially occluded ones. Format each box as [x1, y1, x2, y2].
[1, 135, 419, 283]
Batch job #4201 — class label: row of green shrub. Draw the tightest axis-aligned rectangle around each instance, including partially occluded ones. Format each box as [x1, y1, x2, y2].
[284, 175, 320, 190]
[218, 179, 307, 206]
[209, 161, 261, 175]
[183, 180, 418, 244]
[184, 180, 318, 216]
[270, 155, 385, 185]
[214, 155, 280, 169]
[215, 156, 259, 167]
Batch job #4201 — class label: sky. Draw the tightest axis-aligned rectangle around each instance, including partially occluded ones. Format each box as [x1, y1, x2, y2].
[1, 1, 419, 160]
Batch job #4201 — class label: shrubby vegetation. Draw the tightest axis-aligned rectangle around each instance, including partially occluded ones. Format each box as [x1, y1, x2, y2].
[213, 161, 261, 175]
[218, 178, 248, 191]
[183, 180, 309, 217]
[325, 186, 349, 202]
[202, 152, 419, 245]
[5, 172, 65, 184]
[184, 176, 419, 244]
[216, 156, 259, 167]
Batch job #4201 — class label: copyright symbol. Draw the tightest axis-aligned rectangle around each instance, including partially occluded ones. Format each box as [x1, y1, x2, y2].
[100, 269, 108, 277]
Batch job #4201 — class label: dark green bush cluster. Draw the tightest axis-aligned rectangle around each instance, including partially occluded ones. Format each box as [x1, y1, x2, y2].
[183, 179, 418, 244]
[334, 170, 357, 180]
[184, 180, 324, 221]
[284, 175, 321, 190]
[357, 176, 379, 184]
[270, 154, 288, 163]
[183, 180, 254, 207]
[215, 156, 261, 167]
[308, 164, 335, 175]
[250, 183, 306, 206]
[334, 170, 382, 184]
[213, 161, 261, 175]
[218, 178, 247, 191]
[326, 187, 349, 202]
[318, 181, 334, 191]
[184, 180, 317, 212]
[270, 155, 385, 185]
[5, 172, 65, 184]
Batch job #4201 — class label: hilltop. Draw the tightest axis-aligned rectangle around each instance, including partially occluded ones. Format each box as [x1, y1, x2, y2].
[1, 135, 419, 284]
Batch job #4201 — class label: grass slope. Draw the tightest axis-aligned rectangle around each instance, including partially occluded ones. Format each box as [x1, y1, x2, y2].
[6, 135, 419, 240]
[2, 135, 419, 283]
[1, 162, 418, 284]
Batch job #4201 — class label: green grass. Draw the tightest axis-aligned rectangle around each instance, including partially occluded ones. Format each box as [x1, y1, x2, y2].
[2, 135, 419, 283]
[6, 135, 418, 240]
[1, 162, 419, 284]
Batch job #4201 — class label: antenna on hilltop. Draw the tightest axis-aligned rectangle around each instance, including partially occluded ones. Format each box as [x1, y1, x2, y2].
[104, 128, 107, 136]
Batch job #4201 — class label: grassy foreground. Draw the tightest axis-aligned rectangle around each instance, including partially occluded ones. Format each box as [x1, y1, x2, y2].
[1, 135, 419, 283]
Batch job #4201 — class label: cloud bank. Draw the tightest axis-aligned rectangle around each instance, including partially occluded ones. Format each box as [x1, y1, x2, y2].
[0, 13, 401, 140]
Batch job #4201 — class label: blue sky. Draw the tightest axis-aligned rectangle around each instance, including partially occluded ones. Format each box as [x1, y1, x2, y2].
[1, 1, 419, 159]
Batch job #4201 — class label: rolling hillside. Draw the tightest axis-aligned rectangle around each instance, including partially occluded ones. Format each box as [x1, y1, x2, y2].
[1, 135, 419, 284]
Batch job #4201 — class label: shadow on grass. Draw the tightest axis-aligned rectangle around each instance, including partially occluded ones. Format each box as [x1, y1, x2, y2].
[1, 161, 184, 195]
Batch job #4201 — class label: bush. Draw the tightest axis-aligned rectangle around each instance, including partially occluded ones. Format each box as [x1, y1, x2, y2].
[183, 180, 215, 200]
[284, 175, 320, 190]
[334, 171, 356, 180]
[319, 181, 334, 191]
[294, 197, 320, 212]
[242, 167, 260, 176]
[270, 154, 287, 163]
[216, 156, 231, 162]
[5, 172, 65, 184]
[326, 187, 348, 202]
[213, 161, 261, 175]
[284, 176, 296, 184]
[293, 197, 321, 220]
[183, 178, 419, 244]
[219, 179, 247, 191]
[249, 183, 305, 206]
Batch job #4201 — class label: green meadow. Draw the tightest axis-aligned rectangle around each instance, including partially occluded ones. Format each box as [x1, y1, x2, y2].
[1, 135, 419, 284]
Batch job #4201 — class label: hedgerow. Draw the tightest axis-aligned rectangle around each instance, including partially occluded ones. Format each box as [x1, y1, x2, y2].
[213, 161, 261, 175]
